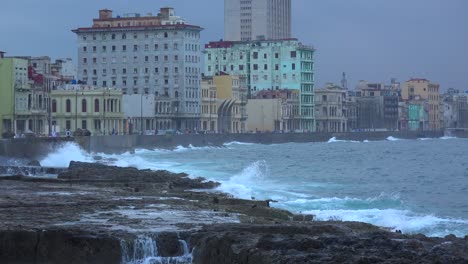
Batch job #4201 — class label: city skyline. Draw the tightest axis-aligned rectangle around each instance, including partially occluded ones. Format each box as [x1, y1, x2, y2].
[0, 0, 467, 90]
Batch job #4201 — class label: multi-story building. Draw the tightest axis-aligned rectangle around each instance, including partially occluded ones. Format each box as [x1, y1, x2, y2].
[353, 80, 399, 131]
[73, 7, 202, 131]
[250, 89, 300, 132]
[213, 74, 248, 133]
[402, 78, 442, 130]
[50, 84, 124, 135]
[204, 39, 315, 131]
[314, 83, 347, 133]
[443, 89, 468, 129]
[224, 0, 291, 41]
[0, 55, 51, 137]
[200, 77, 218, 132]
[122, 94, 156, 134]
[345, 90, 358, 131]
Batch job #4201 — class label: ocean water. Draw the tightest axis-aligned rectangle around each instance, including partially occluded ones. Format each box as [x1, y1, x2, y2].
[40, 137, 468, 237]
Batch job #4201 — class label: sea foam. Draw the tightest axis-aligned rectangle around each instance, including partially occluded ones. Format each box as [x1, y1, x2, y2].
[40, 142, 93, 168]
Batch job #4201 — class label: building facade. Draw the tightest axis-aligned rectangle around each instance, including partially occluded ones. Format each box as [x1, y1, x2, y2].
[50, 85, 124, 135]
[224, 0, 291, 41]
[442, 89, 468, 129]
[200, 77, 218, 132]
[122, 94, 156, 134]
[204, 39, 315, 131]
[250, 89, 300, 132]
[73, 7, 202, 131]
[314, 83, 347, 133]
[213, 75, 248, 133]
[0, 56, 51, 137]
[402, 79, 442, 130]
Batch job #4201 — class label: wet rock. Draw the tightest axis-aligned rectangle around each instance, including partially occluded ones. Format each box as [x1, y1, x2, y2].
[0, 229, 121, 264]
[59, 162, 220, 189]
[156, 232, 183, 257]
[191, 223, 468, 264]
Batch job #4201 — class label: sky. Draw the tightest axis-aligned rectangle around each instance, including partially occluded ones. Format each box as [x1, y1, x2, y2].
[1, 0, 467, 91]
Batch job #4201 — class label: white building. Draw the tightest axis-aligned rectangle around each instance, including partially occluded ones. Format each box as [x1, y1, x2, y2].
[224, 0, 291, 41]
[73, 7, 203, 131]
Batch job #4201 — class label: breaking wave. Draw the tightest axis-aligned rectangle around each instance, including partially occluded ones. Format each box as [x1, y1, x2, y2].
[216, 160, 269, 199]
[40, 142, 93, 168]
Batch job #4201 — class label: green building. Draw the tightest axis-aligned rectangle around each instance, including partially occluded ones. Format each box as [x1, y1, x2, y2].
[0, 55, 32, 137]
[408, 104, 428, 131]
[204, 39, 315, 132]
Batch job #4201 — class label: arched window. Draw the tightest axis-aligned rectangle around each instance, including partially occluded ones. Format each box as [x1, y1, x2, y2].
[82, 99, 87, 113]
[52, 99, 57, 113]
[66, 99, 71, 113]
[110, 100, 114, 112]
[94, 99, 100, 112]
[175, 91, 179, 98]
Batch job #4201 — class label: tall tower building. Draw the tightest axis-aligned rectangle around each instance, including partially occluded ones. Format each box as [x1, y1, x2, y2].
[73, 8, 203, 130]
[224, 0, 292, 41]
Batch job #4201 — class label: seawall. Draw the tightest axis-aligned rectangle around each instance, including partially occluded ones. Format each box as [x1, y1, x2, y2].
[0, 130, 453, 158]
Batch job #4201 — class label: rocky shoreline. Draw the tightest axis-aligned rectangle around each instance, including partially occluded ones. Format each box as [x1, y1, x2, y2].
[0, 162, 467, 263]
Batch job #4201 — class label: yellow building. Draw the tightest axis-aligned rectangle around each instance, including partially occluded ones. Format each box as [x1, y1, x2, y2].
[50, 85, 124, 135]
[402, 79, 442, 130]
[201, 77, 218, 132]
[213, 75, 248, 133]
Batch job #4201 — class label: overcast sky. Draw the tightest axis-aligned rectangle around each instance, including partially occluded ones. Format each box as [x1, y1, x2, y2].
[1, 0, 467, 90]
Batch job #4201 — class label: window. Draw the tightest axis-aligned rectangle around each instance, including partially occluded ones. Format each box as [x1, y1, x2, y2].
[123, 68, 127, 74]
[111, 34, 116, 40]
[155, 44, 159, 50]
[164, 43, 168, 50]
[52, 100, 57, 112]
[112, 45, 116, 52]
[164, 32, 168, 38]
[263, 53, 267, 59]
[66, 99, 71, 112]
[122, 33, 126, 39]
[292, 63, 296, 70]
[122, 45, 127, 51]
[145, 56, 149, 62]
[239, 65, 244, 71]
[264, 64, 268, 70]
[81, 99, 87, 112]
[66, 120, 71, 130]
[290, 51, 297, 58]
[102, 46, 106, 52]
[253, 52, 258, 59]
[83, 47, 87, 52]
[94, 99, 99, 112]
[93, 58, 97, 64]
[275, 64, 279, 70]
[253, 64, 258, 70]
[93, 46, 96, 52]
[174, 55, 178, 61]
[133, 45, 138, 51]
[81, 120, 87, 130]
[275, 53, 279, 59]
[83, 58, 87, 64]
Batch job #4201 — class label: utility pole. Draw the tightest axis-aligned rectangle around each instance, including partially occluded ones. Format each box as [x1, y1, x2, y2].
[75, 89, 78, 131]
[140, 94, 143, 135]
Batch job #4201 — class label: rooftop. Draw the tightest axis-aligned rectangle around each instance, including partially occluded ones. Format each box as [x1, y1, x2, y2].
[205, 39, 314, 50]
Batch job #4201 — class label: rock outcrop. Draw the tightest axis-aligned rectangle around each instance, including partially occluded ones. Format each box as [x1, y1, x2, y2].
[0, 162, 467, 263]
